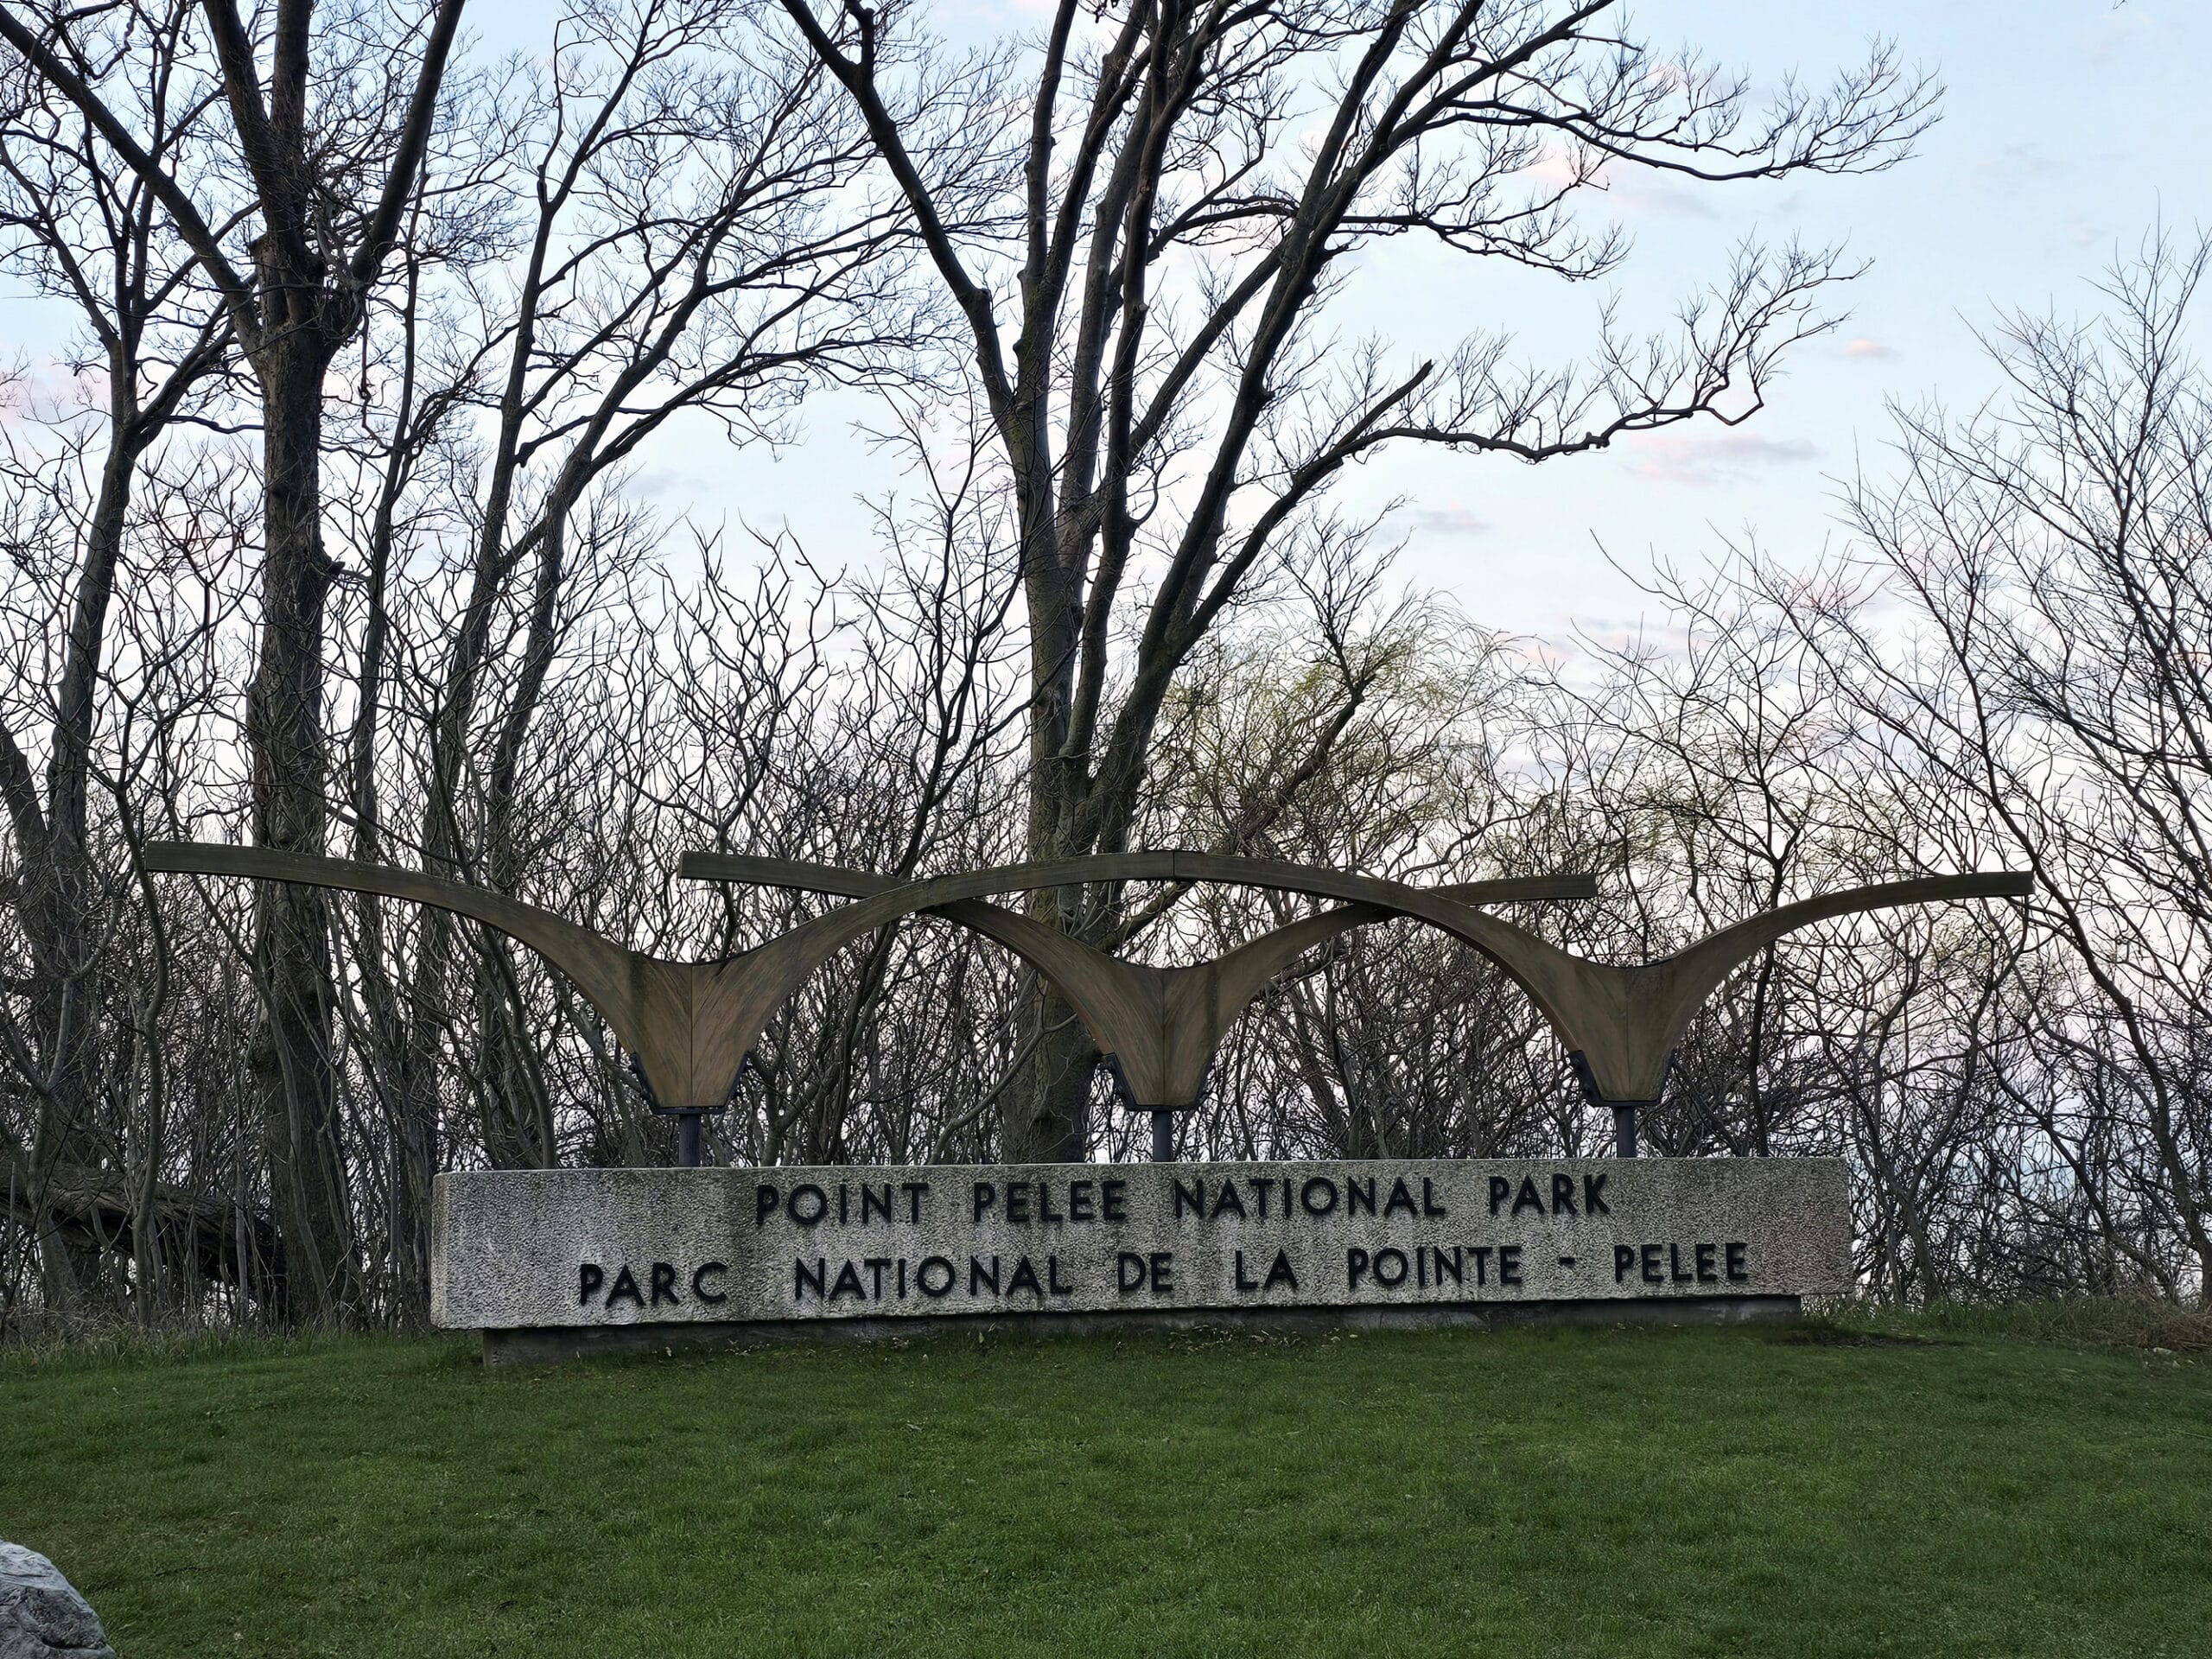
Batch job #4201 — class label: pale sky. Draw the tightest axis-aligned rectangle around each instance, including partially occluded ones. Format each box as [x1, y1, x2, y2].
[1363, 0, 2212, 645]
[664, 0, 2210, 649]
[6, 3, 2199, 654]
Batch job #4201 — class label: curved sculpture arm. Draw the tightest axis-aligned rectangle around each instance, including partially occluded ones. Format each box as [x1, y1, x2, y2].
[701, 855, 2027, 1109]
[683, 861, 1398, 1077]
[686, 858, 1190, 1068]
[142, 842, 657, 1056]
[683, 851, 1610, 1061]
[923, 900, 1159, 1052]
[1534, 870, 2036, 1103]
[1648, 871, 2037, 1052]
[1196, 904, 1396, 1016]
[679, 860, 1147, 1042]
[680, 849, 1598, 908]
[682, 852, 1602, 1107]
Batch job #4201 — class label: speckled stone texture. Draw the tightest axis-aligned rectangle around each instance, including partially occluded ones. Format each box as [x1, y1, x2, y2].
[0, 1543, 114, 1659]
[434, 1158, 1849, 1335]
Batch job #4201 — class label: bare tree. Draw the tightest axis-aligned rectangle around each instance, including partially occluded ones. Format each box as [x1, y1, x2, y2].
[13, 3, 2208, 1332]
[0, 0, 467, 1321]
[0, 0, 231, 1314]
[778, 0, 1937, 1158]
[1802, 233, 2212, 1297]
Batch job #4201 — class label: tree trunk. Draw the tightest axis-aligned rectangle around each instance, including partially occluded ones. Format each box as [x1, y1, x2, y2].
[1009, 991, 1093, 1164]
[244, 327, 358, 1325]
[1001, 454, 1103, 1163]
[20, 419, 142, 1313]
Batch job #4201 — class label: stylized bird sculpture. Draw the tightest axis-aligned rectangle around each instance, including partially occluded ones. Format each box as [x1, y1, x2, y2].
[687, 854, 2032, 1154]
[143, 844, 1587, 1162]
[679, 853, 1596, 1159]
[148, 842, 2028, 1162]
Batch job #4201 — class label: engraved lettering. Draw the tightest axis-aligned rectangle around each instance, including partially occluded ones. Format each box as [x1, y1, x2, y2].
[917, 1256, 955, 1298]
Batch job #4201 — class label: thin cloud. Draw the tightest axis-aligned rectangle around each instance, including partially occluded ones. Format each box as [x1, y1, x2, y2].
[1403, 505, 1491, 538]
[1966, 144, 2057, 193]
[1623, 429, 1817, 487]
[1842, 337, 1896, 360]
[2061, 214, 2105, 251]
[627, 467, 708, 501]
[1609, 177, 1719, 220]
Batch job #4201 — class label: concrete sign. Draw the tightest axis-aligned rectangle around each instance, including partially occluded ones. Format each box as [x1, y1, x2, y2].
[434, 1158, 1849, 1357]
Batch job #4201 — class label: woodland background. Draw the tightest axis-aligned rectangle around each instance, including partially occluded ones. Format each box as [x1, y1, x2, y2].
[2, 0, 2208, 1330]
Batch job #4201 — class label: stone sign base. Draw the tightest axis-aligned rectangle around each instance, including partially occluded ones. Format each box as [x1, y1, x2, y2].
[435, 1155, 1848, 1361]
[481, 1293, 1805, 1365]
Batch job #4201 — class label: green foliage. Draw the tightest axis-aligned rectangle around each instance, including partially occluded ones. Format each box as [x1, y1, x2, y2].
[3, 1320, 2205, 1656]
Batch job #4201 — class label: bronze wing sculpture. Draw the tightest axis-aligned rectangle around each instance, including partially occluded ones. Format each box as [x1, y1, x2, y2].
[148, 842, 2027, 1163]
[144, 844, 1586, 1162]
[679, 853, 1598, 1158]
[688, 854, 2031, 1154]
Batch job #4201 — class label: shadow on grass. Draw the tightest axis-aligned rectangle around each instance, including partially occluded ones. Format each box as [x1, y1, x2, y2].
[1753, 1319, 1941, 1348]
[1818, 1294, 2212, 1355]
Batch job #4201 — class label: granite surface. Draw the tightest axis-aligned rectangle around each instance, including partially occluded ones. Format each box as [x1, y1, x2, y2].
[0, 1542, 114, 1659]
[433, 1158, 1850, 1331]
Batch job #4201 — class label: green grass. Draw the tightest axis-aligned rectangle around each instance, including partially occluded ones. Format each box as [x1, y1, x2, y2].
[3, 1314, 2208, 1657]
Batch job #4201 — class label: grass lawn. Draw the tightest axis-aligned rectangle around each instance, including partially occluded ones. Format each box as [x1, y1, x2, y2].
[3, 1313, 2208, 1657]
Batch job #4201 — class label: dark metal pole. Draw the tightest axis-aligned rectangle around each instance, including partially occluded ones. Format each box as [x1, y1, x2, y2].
[1149, 1109, 1174, 1162]
[677, 1110, 704, 1168]
[1612, 1103, 1639, 1159]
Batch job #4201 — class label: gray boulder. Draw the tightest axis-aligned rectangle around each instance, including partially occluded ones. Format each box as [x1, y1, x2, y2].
[0, 1543, 114, 1659]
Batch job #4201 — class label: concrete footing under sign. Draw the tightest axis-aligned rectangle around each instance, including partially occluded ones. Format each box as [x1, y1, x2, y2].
[480, 1293, 1803, 1364]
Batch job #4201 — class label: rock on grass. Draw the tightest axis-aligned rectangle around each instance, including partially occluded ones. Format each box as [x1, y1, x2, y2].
[0, 1542, 113, 1659]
